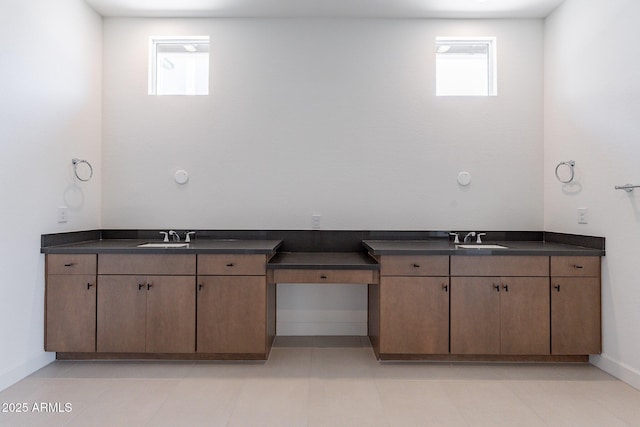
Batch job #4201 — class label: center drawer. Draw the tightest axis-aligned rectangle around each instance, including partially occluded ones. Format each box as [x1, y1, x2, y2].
[273, 269, 375, 284]
[380, 256, 449, 276]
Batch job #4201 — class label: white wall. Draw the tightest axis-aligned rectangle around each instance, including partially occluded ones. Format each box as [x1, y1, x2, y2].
[0, 0, 102, 391]
[101, 18, 543, 335]
[102, 18, 544, 231]
[545, 0, 640, 389]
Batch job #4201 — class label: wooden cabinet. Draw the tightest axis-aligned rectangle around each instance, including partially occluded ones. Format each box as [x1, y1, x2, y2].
[450, 276, 549, 355]
[197, 254, 272, 356]
[45, 255, 97, 352]
[374, 256, 450, 356]
[97, 275, 196, 353]
[380, 276, 449, 354]
[450, 256, 551, 356]
[551, 256, 601, 355]
[96, 255, 197, 354]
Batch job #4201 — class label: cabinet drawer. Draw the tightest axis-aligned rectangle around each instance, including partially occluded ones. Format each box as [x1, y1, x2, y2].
[198, 254, 266, 276]
[451, 256, 549, 277]
[380, 256, 448, 276]
[98, 254, 196, 275]
[273, 269, 374, 284]
[47, 254, 97, 275]
[551, 256, 600, 277]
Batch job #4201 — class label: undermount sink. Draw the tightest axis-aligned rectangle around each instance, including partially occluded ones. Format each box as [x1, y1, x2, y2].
[137, 242, 190, 248]
[457, 244, 509, 249]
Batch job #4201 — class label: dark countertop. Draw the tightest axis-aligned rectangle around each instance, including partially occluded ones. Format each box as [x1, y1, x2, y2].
[267, 252, 379, 270]
[40, 239, 282, 255]
[363, 240, 605, 256]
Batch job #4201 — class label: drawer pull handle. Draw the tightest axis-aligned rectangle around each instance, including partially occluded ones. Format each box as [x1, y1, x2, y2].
[226, 263, 235, 267]
[147, 283, 153, 290]
[87, 283, 94, 290]
[138, 284, 144, 290]
[573, 265, 584, 269]
[320, 275, 327, 279]
[442, 284, 448, 292]
[554, 284, 561, 292]
[198, 284, 203, 291]
[413, 264, 421, 268]
[493, 284, 500, 292]
[64, 263, 75, 267]
[502, 284, 509, 292]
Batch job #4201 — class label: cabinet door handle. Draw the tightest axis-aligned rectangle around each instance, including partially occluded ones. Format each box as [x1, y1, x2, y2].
[553, 284, 561, 292]
[413, 263, 421, 268]
[493, 284, 500, 292]
[502, 284, 509, 292]
[226, 263, 234, 267]
[320, 275, 327, 279]
[442, 284, 448, 292]
[147, 283, 153, 290]
[138, 283, 144, 290]
[64, 263, 75, 267]
[87, 283, 94, 290]
[573, 264, 583, 269]
[198, 284, 203, 291]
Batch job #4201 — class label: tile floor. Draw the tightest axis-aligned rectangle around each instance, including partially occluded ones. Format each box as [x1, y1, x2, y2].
[1, 336, 639, 426]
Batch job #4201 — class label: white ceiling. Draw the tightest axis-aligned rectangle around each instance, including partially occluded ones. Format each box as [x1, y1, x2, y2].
[84, 0, 566, 18]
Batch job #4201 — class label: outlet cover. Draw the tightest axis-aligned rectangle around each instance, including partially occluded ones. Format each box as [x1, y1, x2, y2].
[311, 214, 321, 230]
[577, 208, 588, 224]
[57, 206, 69, 223]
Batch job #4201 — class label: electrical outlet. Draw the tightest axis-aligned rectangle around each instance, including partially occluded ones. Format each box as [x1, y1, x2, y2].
[312, 214, 321, 230]
[57, 206, 69, 223]
[577, 208, 588, 224]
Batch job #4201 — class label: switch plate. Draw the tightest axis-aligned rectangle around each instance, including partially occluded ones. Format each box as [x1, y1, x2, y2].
[577, 208, 588, 224]
[312, 214, 321, 230]
[57, 206, 69, 223]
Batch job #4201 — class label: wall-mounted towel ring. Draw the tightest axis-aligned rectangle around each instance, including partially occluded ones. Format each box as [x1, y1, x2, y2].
[72, 158, 93, 182]
[555, 160, 575, 184]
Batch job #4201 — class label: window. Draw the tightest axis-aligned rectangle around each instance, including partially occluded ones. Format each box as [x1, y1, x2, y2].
[436, 37, 496, 97]
[149, 36, 210, 96]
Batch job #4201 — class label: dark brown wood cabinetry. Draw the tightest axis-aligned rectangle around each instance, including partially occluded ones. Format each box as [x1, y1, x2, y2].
[450, 257, 550, 356]
[45, 255, 97, 353]
[372, 256, 449, 357]
[450, 276, 549, 355]
[96, 275, 195, 353]
[197, 254, 273, 357]
[551, 256, 601, 355]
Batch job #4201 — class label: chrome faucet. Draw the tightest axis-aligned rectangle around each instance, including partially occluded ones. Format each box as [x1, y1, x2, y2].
[168, 230, 180, 242]
[464, 232, 476, 243]
[185, 231, 195, 242]
[159, 231, 169, 242]
[476, 233, 487, 244]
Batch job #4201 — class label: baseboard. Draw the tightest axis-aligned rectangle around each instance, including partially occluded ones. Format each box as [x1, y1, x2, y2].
[0, 352, 55, 392]
[277, 322, 367, 336]
[591, 354, 640, 391]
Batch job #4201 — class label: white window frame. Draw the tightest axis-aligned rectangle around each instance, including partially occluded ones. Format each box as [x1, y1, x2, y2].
[436, 36, 497, 97]
[148, 36, 210, 96]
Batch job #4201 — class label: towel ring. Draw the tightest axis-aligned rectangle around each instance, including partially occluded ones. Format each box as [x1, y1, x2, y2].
[72, 158, 93, 182]
[555, 160, 575, 184]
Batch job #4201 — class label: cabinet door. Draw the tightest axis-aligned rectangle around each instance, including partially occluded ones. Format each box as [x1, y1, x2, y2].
[46, 275, 96, 352]
[146, 276, 196, 353]
[451, 277, 500, 354]
[197, 276, 266, 354]
[500, 277, 550, 355]
[551, 277, 601, 355]
[380, 277, 449, 354]
[97, 275, 146, 353]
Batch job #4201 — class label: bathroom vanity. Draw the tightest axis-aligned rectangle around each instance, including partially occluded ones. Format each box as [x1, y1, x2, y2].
[41, 230, 604, 362]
